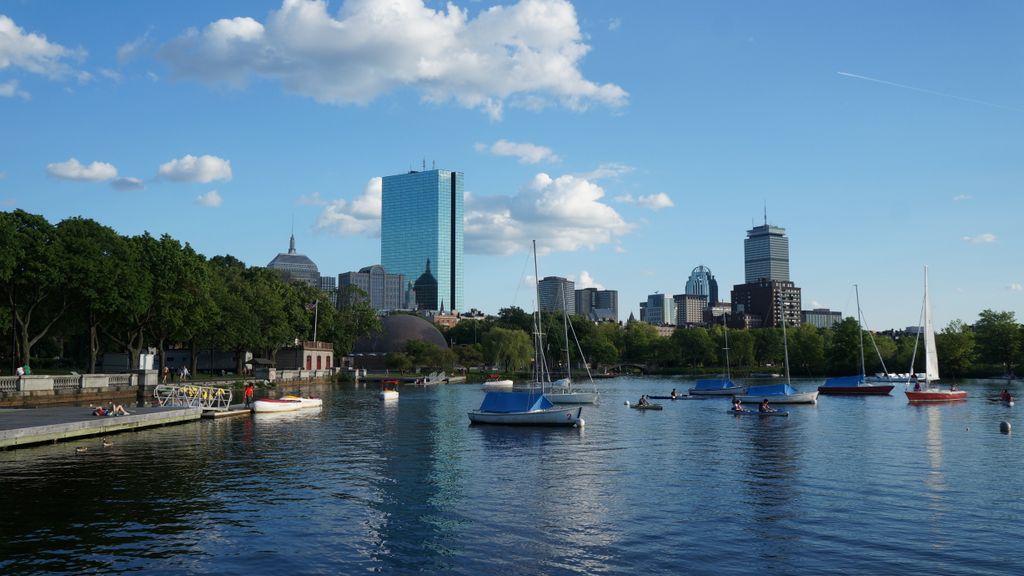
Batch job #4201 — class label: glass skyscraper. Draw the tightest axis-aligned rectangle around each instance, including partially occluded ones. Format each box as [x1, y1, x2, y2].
[685, 265, 719, 305]
[381, 169, 464, 312]
[744, 224, 789, 282]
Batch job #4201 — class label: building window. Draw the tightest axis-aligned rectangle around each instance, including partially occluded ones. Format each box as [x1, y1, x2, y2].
[306, 355, 312, 370]
[317, 356, 322, 370]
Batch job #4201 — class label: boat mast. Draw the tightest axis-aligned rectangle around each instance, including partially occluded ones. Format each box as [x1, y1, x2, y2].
[531, 240, 547, 389]
[723, 314, 731, 380]
[855, 284, 866, 380]
[779, 292, 791, 385]
[561, 285, 571, 385]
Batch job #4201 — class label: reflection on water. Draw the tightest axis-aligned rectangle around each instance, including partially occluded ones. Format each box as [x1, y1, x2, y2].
[2, 378, 1023, 575]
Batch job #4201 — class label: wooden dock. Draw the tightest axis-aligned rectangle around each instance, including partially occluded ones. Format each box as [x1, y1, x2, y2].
[0, 406, 203, 449]
[202, 404, 252, 419]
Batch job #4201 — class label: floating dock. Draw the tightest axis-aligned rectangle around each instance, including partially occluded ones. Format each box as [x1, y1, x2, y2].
[201, 404, 252, 419]
[0, 406, 203, 449]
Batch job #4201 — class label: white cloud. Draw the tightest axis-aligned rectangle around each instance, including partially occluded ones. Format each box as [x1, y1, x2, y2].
[0, 15, 85, 79]
[465, 171, 633, 255]
[0, 79, 30, 100]
[98, 68, 121, 83]
[46, 158, 117, 182]
[158, 0, 627, 120]
[315, 177, 382, 236]
[476, 139, 559, 164]
[577, 270, 603, 289]
[953, 194, 973, 201]
[614, 192, 674, 210]
[1009, 283, 1023, 292]
[117, 31, 152, 66]
[158, 154, 232, 183]
[608, 18, 621, 31]
[146, 71, 160, 82]
[577, 162, 633, 180]
[196, 190, 223, 207]
[298, 191, 328, 206]
[961, 233, 996, 244]
[111, 177, 145, 191]
[811, 300, 823, 308]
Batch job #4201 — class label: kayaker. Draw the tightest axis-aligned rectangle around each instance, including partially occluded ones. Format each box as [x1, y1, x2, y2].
[637, 395, 649, 407]
[759, 399, 772, 413]
[670, 388, 677, 399]
[1000, 389, 1012, 402]
[732, 398, 744, 412]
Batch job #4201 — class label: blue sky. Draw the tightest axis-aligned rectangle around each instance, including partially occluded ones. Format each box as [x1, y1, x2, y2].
[1, 0, 1021, 330]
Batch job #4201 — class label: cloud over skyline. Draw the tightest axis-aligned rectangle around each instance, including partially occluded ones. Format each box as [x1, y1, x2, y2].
[158, 154, 232, 183]
[46, 158, 117, 182]
[475, 139, 559, 164]
[315, 177, 383, 237]
[158, 0, 627, 120]
[961, 233, 996, 244]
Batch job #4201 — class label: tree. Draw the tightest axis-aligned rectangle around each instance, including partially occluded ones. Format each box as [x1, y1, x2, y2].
[622, 321, 659, 363]
[726, 329, 755, 370]
[788, 324, 825, 376]
[495, 306, 533, 334]
[483, 326, 532, 372]
[936, 319, 975, 379]
[827, 317, 863, 375]
[670, 328, 716, 369]
[386, 352, 412, 373]
[753, 328, 784, 369]
[1, 211, 70, 366]
[974, 310, 1020, 375]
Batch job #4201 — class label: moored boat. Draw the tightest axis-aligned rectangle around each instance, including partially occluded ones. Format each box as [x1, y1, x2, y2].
[252, 398, 303, 413]
[689, 378, 746, 396]
[279, 395, 323, 409]
[468, 391, 582, 426]
[818, 285, 895, 396]
[734, 383, 819, 404]
[481, 375, 514, 390]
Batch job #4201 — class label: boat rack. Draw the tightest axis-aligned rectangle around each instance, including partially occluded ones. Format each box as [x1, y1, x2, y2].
[153, 384, 233, 412]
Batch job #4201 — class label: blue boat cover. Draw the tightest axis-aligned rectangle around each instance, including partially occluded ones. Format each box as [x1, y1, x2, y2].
[745, 383, 800, 396]
[821, 375, 865, 387]
[693, 378, 737, 390]
[477, 391, 554, 413]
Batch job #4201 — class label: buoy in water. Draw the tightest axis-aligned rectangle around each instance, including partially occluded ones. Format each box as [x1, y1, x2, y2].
[576, 418, 585, 428]
[1000, 421, 1012, 434]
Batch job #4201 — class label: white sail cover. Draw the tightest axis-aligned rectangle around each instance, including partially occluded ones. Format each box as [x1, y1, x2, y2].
[923, 267, 940, 382]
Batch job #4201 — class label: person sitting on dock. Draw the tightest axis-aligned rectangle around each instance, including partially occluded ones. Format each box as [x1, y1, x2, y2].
[759, 399, 773, 413]
[107, 403, 130, 416]
[91, 405, 107, 416]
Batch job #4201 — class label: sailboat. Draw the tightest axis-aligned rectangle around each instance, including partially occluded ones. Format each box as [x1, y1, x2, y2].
[688, 315, 747, 396]
[905, 267, 967, 402]
[818, 285, 894, 395]
[467, 241, 584, 426]
[546, 285, 600, 404]
[735, 294, 819, 404]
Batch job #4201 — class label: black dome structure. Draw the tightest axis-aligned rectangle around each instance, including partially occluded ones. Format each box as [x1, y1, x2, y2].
[352, 314, 448, 356]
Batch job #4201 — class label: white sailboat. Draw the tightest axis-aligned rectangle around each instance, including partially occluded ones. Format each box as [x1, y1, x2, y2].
[735, 293, 818, 404]
[546, 285, 599, 404]
[905, 266, 967, 402]
[468, 241, 584, 426]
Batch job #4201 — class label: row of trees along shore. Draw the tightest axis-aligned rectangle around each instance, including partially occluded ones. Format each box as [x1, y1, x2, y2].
[0, 210, 380, 376]
[2, 209, 1021, 380]
[437, 307, 1022, 380]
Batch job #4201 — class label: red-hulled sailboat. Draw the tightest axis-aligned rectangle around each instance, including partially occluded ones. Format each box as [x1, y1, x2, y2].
[905, 267, 967, 402]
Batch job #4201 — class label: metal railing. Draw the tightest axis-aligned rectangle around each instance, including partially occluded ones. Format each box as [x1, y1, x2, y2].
[153, 384, 233, 411]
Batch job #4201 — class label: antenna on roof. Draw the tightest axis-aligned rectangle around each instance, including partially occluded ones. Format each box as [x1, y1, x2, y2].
[422, 158, 426, 171]
[763, 201, 767, 226]
[432, 159, 436, 170]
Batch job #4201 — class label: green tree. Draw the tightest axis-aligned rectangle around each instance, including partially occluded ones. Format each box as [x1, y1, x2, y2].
[483, 326, 532, 372]
[936, 319, 975, 378]
[974, 310, 1020, 375]
[726, 329, 755, 370]
[622, 321, 659, 363]
[671, 328, 716, 369]
[495, 306, 533, 334]
[827, 317, 863, 375]
[386, 351, 412, 373]
[753, 328, 784, 369]
[788, 324, 825, 376]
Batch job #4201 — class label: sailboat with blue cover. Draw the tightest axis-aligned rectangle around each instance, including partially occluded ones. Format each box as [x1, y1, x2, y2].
[689, 316, 746, 396]
[734, 294, 819, 404]
[818, 285, 894, 395]
[467, 241, 584, 426]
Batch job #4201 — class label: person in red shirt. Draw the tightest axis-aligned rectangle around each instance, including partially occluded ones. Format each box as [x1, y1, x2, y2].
[244, 382, 255, 408]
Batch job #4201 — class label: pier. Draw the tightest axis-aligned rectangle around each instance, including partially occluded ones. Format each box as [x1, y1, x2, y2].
[0, 406, 203, 450]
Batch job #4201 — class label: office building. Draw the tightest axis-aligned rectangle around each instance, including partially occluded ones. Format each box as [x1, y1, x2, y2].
[267, 233, 320, 287]
[381, 168, 464, 312]
[673, 293, 708, 326]
[338, 265, 408, 312]
[802, 308, 843, 329]
[319, 275, 338, 308]
[576, 288, 619, 323]
[685, 265, 719, 305]
[538, 276, 576, 314]
[640, 293, 676, 326]
[731, 279, 801, 328]
[744, 223, 790, 282]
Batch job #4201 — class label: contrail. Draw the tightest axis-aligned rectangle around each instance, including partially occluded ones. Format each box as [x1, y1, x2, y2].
[837, 71, 1022, 113]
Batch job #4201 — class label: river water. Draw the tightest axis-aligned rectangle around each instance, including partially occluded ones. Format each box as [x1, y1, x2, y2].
[2, 377, 1022, 575]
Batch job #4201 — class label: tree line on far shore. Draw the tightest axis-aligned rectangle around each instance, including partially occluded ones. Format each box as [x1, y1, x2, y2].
[434, 307, 1022, 381]
[0, 210, 380, 375]
[3, 209, 1021, 380]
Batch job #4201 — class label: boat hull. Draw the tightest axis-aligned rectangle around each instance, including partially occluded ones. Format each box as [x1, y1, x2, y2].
[252, 399, 302, 413]
[467, 406, 582, 426]
[280, 396, 323, 409]
[817, 385, 894, 396]
[629, 403, 663, 410]
[734, 391, 819, 404]
[688, 387, 747, 396]
[905, 389, 968, 402]
[481, 379, 514, 390]
[379, 390, 399, 400]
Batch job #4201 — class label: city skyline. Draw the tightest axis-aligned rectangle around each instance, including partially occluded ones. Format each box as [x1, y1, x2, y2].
[1, 1, 1021, 331]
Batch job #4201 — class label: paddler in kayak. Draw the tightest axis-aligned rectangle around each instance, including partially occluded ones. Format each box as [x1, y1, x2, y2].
[758, 399, 773, 413]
